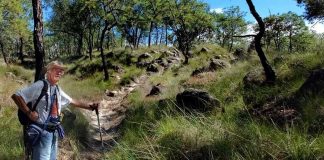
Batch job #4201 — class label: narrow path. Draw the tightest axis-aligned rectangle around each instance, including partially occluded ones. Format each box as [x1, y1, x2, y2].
[78, 75, 148, 159]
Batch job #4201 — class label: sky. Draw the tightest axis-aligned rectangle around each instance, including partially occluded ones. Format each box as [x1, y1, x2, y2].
[203, 0, 324, 33]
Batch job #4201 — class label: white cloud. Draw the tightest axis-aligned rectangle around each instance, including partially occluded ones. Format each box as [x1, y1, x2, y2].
[306, 22, 324, 34]
[210, 8, 223, 14]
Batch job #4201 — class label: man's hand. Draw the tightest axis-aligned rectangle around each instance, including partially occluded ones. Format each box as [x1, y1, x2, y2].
[89, 103, 99, 111]
[28, 111, 39, 122]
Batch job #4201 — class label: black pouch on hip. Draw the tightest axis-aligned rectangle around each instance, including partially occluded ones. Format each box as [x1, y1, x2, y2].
[26, 124, 43, 146]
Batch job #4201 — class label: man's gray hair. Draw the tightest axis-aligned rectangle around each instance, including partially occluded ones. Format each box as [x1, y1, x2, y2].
[46, 60, 66, 71]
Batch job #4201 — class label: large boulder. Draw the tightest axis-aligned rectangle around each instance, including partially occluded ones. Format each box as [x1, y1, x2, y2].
[146, 84, 163, 97]
[209, 59, 231, 71]
[176, 88, 220, 112]
[233, 48, 249, 60]
[200, 47, 210, 53]
[295, 68, 324, 99]
[191, 67, 209, 76]
[138, 52, 152, 60]
[146, 63, 160, 72]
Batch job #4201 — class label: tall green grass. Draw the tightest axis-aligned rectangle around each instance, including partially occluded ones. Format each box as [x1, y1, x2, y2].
[104, 48, 324, 159]
[0, 107, 24, 160]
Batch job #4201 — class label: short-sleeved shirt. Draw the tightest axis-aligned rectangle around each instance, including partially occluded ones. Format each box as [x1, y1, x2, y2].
[16, 80, 72, 124]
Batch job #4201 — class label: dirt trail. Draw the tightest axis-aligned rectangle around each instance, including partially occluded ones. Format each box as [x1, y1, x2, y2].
[59, 75, 148, 159]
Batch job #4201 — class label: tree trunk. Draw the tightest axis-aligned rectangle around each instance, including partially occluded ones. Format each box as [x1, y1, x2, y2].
[100, 21, 110, 81]
[0, 41, 8, 64]
[289, 30, 292, 53]
[155, 26, 159, 45]
[96, 26, 101, 51]
[87, 24, 94, 60]
[106, 31, 110, 50]
[148, 21, 153, 47]
[32, 0, 45, 82]
[19, 37, 24, 63]
[246, 0, 276, 82]
[137, 31, 143, 49]
[229, 33, 234, 52]
[159, 27, 163, 44]
[165, 24, 168, 46]
[77, 34, 83, 56]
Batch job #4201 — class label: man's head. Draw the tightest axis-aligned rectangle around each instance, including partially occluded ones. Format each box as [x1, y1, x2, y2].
[46, 60, 66, 85]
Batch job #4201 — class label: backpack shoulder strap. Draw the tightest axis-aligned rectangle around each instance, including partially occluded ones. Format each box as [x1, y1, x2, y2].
[31, 80, 48, 111]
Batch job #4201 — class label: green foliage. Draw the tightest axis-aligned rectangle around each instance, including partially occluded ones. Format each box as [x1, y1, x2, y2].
[0, 107, 24, 159]
[263, 12, 313, 52]
[62, 108, 90, 153]
[297, 0, 324, 21]
[6, 65, 33, 81]
[167, 0, 213, 62]
[211, 6, 248, 51]
[105, 45, 324, 159]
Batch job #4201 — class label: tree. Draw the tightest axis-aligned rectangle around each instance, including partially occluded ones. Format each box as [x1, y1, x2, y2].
[144, 0, 166, 47]
[0, 0, 30, 64]
[246, 0, 276, 82]
[32, 0, 45, 81]
[263, 12, 310, 52]
[50, 0, 91, 56]
[211, 6, 247, 51]
[168, 0, 212, 64]
[282, 12, 308, 52]
[297, 0, 324, 22]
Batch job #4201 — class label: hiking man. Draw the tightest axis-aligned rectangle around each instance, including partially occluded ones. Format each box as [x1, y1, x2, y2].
[11, 60, 99, 160]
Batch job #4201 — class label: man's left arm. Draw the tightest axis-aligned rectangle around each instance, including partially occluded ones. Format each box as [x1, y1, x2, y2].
[70, 99, 99, 111]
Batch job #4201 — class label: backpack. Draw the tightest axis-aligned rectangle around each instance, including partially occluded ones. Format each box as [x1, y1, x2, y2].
[18, 80, 48, 125]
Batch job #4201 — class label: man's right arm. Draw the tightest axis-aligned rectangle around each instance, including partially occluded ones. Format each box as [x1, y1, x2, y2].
[11, 94, 38, 122]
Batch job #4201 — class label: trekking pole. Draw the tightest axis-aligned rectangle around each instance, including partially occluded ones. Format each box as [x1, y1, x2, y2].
[95, 108, 104, 148]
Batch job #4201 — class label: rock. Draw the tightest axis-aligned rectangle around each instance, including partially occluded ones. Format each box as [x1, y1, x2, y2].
[230, 58, 239, 64]
[154, 58, 169, 68]
[214, 55, 221, 59]
[136, 61, 151, 68]
[106, 90, 118, 97]
[191, 67, 209, 76]
[176, 88, 220, 112]
[146, 63, 159, 72]
[111, 65, 124, 73]
[138, 52, 152, 60]
[273, 55, 285, 65]
[150, 50, 159, 54]
[146, 84, 162, 96]
[295, 68, 324, 99]
[209, 59, 231, 71]
[200, 47, 209, 53]
[5, 72, 16, 79]
[233, 48, 248, 60]
[15, 80, 24, 85]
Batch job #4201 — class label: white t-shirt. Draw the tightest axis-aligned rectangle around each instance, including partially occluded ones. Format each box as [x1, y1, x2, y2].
[16, 80, 72, 124]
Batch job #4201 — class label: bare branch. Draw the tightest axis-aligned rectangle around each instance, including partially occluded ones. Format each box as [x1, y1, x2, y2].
[233, 34, 256, 38]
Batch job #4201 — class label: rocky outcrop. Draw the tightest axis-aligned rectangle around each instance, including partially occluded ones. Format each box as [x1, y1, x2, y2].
[191, 59, 230, 76]
[146, 84, 163, 96]
[295, 68, 324, 99]
[176, 88, 220, 112]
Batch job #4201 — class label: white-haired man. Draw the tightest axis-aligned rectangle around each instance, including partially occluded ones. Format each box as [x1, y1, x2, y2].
[12, 60, 99, 160]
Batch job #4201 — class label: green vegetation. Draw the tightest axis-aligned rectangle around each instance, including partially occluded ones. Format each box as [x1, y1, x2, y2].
[103, 47, 324, 159]
[1, 0, 324, 159]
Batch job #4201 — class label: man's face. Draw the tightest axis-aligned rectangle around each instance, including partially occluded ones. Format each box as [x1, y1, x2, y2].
[47, 67, 64, 84]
